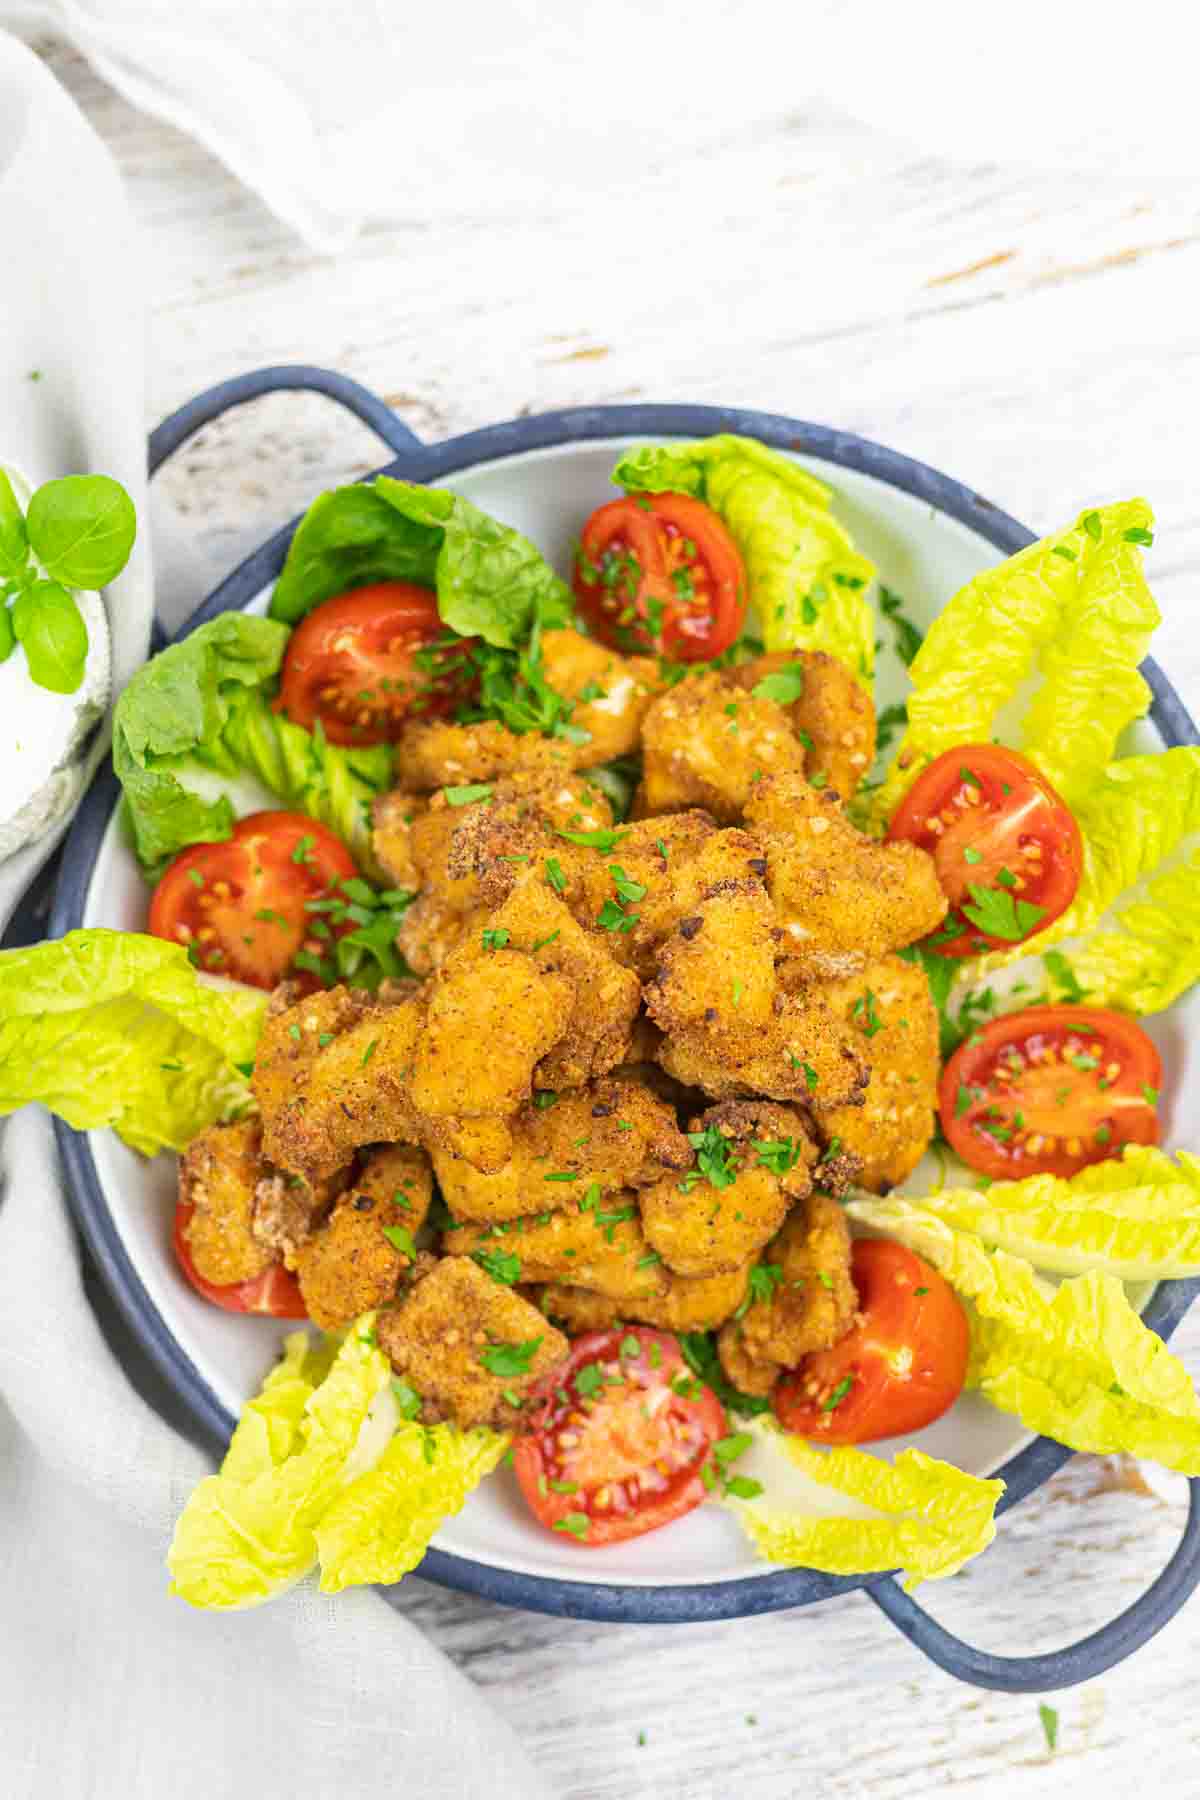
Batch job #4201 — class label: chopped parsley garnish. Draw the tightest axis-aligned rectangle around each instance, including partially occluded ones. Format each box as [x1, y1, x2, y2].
[382, 1224, 416, 1258]
[360, 1038, 378, 1067]
[822, 1375, 853, 1412]
[1143, 1083, 1160, 1105]
[1124, 525, 1154, 546]
[1068, 1051, 1099, 1072]
[186, 869, 205, 889]
[548, 1478, 579, 1494]
[724, 1476, 764, 1500]
[1039, 1704, 1059, 1753]
[291, 834, 315, 865]
[1043, 948, 1088, 1004]
[734, 1262, 784, 1319]
[556, 825, 629, 851]
[682, 1125, 739, 1192]
[913, 1286, 929, 1297]
[1051, 543, 1077, 561]
[473, 1248, 521, 1285]
[553, 1512, 590, 1539]
[875, 700, 908, 754]
[444, 783, 494, 806]
[961, 883, 1046, 942]
[752, 664, 806, 706]
[637, 1251, 662, 1268]
[531, 930, 561, 952]
[608, 864, 647, 903]
[852, 988, 885, 1038]
[597, 896, 639, 933]
[955, 1083, 977, 1119]
[533, 1090, 558, 1110]
[575, 1362, 607, 1398]
[479, 1337, 543, 1377]
[656, 837, 670, 860]
[481, 928, 511, 951]
[619, 1334, 642, 1359]
[544, 1170, 580, 1183]
[1082, 511, 1102, 542]
[544, 857, 567, 894]
[391, 1379, 422, 1419]
[963, 845, 982, 865]
[752, 1138, 802, 1175]
[713, 1432, 753, 1464]
[878, 585, 923, 667]
[817, 1271, 834, 1290]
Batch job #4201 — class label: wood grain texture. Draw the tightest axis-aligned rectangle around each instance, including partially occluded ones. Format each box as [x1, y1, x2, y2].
[32, 34, 1200, 1798]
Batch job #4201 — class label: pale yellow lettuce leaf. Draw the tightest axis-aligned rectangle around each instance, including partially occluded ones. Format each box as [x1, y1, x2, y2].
[727, 1420, 1003, 1590]
[315, 1420, 509, 1593]
[1043, 843, 1200, 1015]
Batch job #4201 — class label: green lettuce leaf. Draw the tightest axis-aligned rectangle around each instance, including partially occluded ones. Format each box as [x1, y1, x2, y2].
[315, 1419, 509, 1593]
[112, 613, 391, 874]
[612, 436, 876, 682]
[168, 1325, 394, 1610]
[270, 475, 572, 648]
[852, 1148, 1200, 1281]
[726, 1419, 1002, 1590]
[1045, 846, 1200, 1014]
[0, 929, 265, 1154]
[847, 1198, 1200, 1473]
[868, 501, 1158, 826]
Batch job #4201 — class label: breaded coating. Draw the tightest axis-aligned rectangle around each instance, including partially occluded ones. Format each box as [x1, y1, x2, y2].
[538, 629, 658, 767]
[639, 1099, 814, 1276]
[445, 1198, 668, 1301]
[178, 1119, 275, 1287]
[294, 1144, 432, 1330]
[639, 672, 807, 823]
[395, 717, 573, 792]
[715, 1326, 779, 1398]
[253, 985, 426, 1181]
[816, 953, 940, 1191]
[744, 773, 947, 978]
[645, 878, 778, 1046]
[409, 945, 574, 1137]
[378, 1256, 568, 1429]
[728, 1193, 858, 1372]
[431, 1077, 691, 1224]
[251, 1164, 344, 1263]
[371, 790, 425, 890]
[656, 985, 870, 1114]
[539, 1260, 753, 1334]
[479, 882, 641, 1089]
[732, 650, 875, 801]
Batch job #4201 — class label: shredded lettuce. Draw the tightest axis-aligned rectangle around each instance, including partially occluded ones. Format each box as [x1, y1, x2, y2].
[726, 1418, 1003, 1590]
[112, 614, 391, 875]
[0, 929, 265, 1154]
[852, 1148, 1200, 1281]
[611, 436, 876, 683]
[168, 1326, 393, 1610]
[847, 1198, 1200, 1474]
[315, 1419, 509, 1593]
[868, 501, 1158, 825]
[271, 475, 572, 647]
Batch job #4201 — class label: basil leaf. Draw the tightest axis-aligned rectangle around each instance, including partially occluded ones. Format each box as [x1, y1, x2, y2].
[0, 470, 30, 582]
[11, 580, 88, 693]
[25, 474, 136, 589]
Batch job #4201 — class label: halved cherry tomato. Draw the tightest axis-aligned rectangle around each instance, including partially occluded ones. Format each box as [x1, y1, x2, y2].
[887, 745, 1082, 957]
[940, 1004, 1162, 1180]
[276, 583, 475, 746]
[513, 1326, 727, 1545]
[573, 492, 747, 661]
[773, 1239, 968, 1446]
[172, 1199, 307, 1318]
[148, 810, 358, 991]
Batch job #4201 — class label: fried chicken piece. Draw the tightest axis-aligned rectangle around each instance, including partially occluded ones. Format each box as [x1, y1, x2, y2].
[371, 790, 425, 890]
[714, 1326, 778, 1398]
[731, 650, 875, 801]
[722, 1193, 857, 1377]
[539, 1260, 753, 1334]
[395, 717, 574, 793]
[639, 1100, 814, 1276]
[377, 1256, 568, 1429]
[431, 1077, 691, 1224]
[293, 1144, 432, 1330]
[178, 1119, 276, 1287]
[816, 954, 940, 1191]
[645, 878, 778, 1047]
[638, 672, 807, 823]
[744, 773, 947, 978]
[538, 629, 659, 767]
[252, 1163, 345, 1263]
[409, 947, 574, 1161]
[253, 984, 426, 1182]
[445, 1199, 668, 1301]
[478, 882, 641, 1089]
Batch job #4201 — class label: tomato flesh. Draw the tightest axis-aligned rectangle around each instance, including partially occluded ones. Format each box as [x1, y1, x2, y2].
[172, 1200, 307, 1318]
[774, 1240, 968, 1446]
[513, 1327, 727, 1545]
[277, 583, 474, 746]
[148, 810, 359, 991]
[887, 745, 1082, 957]
[573, 492, 747, 661]
[940, 1004, 1162, 1180]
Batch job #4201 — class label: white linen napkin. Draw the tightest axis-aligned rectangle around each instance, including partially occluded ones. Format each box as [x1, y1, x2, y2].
[2, 1, 1197, 254]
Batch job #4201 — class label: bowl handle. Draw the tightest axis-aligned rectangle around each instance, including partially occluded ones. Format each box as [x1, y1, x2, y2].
[148, 364, 424, 475]
[866, 1475, 1200, 1692]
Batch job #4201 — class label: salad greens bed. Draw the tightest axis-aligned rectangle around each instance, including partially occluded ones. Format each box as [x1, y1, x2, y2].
[4, 434, 1199, 1609]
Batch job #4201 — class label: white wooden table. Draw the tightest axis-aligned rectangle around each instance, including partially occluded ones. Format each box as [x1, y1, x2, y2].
[38, 37, 1200, 1798]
